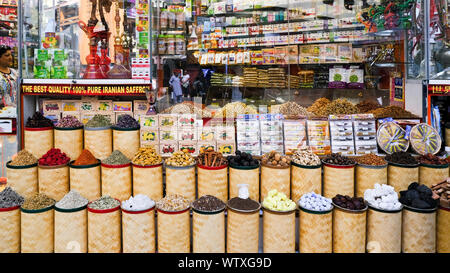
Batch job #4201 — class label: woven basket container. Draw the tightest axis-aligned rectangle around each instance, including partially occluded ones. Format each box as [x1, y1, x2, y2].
[402, 205, 436, 253]
[157, 207, 190, 253]
[132, 163, 163, 201]
[387, 162, 419, 194]
[226, 205, 261, 253]
[6, 161, 38, 199]
[54, 205, 87, 253]
[419, 163, 449, 188]
[291, 162, 322, 202]
[165, 165, 196, 201]
[332, 203, 367, 253]
[54, 126, 84, 160]
[24, 127, 54, 159]
[366, 206, 402, 253]
[261, 164, 291, 201]
[197, 164, 228, 202]
[323, 162, 355, 198]
[101, 163, 132, 201]
[446, 127, 450, 147]
[437, 206, 450, 253]
[262, 207, 296, 253]
[87, 201, 121, 253]
[0, 206, 20, 253]
[113, 127, 140, 160]
[69, 160, 101, 201]
[229, 164, 260, 201]
[21, 205, 54, 253]
[356, 164, 387, 198]
[38, 164, 69, 201]
[122, 206, 155, 253]
[299, 207, 333, 253]
[84, 127, 112, 160]
[192, 208, 225, 253]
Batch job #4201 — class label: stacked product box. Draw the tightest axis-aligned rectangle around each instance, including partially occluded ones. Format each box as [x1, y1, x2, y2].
[198, 125, 216, 153]
[42, 100, 62, 124]
[178, 114, 199, 156]
[215, 125, 236, 156]
[307, 118, 331, 155]
[329, 115, 355, 156]
[34, 49, 71, 79]
[140, 115, 159, 150]
[113, 101, 133, 122]
[283, 117, 307, 155]
[260, 114, 284, 154]
[352, 114, 378, 155]
[159, 114, 178, 156]
[236, 114, 261, 156]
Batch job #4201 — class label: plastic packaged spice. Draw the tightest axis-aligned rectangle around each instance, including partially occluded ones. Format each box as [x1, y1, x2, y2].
[385, 152, 418, 165]
[89, 195, 120, 210]
[21, 193, 55, 210]
[115, 114, 139, 129]
[192, 195, 226, 212]
[85, 114, 112, 128]
[364, 184, 402, 211]
[332, 194, 367, 210]
[156, 194, 190, 211]
[55, 190, 88, 210]
[38, 148, 70, 166]
[72, 149, 98, 166]
[323, 153, 356, 166]
[355, 153, 386, 166]
[25, 112, 54, 128]
[299, 192, 332, 212]
[102, 150, 130, 165]
[292, 148, 320, 166]
[122, 194, 155, 211]
[399, 182, 438, 209]
[417, 153, 448, 165]
[165, 151, 195, 167]
[132, 147, 162, 166]
[9, 150, 37, 166]
[55, 115, 83, 128]
[0, 187, 24, 208]
[262, 190, 296, 211]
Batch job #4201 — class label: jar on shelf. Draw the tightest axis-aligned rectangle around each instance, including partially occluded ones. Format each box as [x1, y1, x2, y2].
[176, 11, 185, 30]
[158, 35, 167, 55]
[160, 9, 168, 30]
[175, 35, 186, 55]
[167, 35, 175, 55]
[168, 10, 176, 29]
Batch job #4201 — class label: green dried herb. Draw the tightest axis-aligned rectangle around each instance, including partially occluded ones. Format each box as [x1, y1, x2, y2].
[102, 150, 130, 165]
[85, 114, 112, 128]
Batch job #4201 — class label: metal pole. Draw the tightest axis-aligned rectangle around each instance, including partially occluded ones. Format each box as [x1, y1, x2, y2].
[17, 0, 23, 150]
[423, 0, 431, 122]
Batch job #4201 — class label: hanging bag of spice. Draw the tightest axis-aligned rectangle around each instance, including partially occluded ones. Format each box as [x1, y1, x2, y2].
[84, 114, 112, 160]
[197, 150, 228, 202]
[132, 147, 163, 201]
[6, 150, 38, 199]
[69, 149, 101, 201]
[24, 112, 54, 159]
[112, 114, 140, 159]
[54, 115, 84, 160]
[101, 150, 132, 201]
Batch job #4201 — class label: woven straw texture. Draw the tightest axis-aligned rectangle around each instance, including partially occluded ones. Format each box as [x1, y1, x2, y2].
[7, 165, 38, 199]
[101, 165, 132, 201]
[229, 167, 259, 201]
[367, 208, 401, 253]
[333, 208, 366, 253]
[193, 211, 225, 253]
[70, 165, 101, 201]
[54, 129, 83, 160]
[402, 209, 436, 253]
[197, 167, 228, 202]
[261, 166, 290, 201]
[88, 209, 121, 253]
[165, 167, 196, 201]
[419, 166, 449, 188]
[133, 165, 163, 201]
[437, 208, 450, 253]
[356, 166, 387, 197]
[227, 209, 259, 253]
[25, 129, 53, 159]
[54, 209, 87, 253]
[38, 165, 69, 201]
[263, 210, 295, 253]
[323, 165, 354, 198]
[291, 165, 321, 202]
[299, 210, 332, 253]
[157, 210, 190, 253]
[446, 128, 450, 147]
[84, 129, 112, 160]
[113, 129, 140, 160]
[0, 208, 20, 253]
[21, 209, 54, 253]
[388, 165, 418, 194]
[122, 210, 155, 253]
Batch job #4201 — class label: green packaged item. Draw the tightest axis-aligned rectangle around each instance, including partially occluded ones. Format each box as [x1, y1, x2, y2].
[34, 65, 50, 79]
[51, 66, 67, 79]
[53, 49, 67, 62]
[37, 49, 50, 62]
[139, 32, 149, 44]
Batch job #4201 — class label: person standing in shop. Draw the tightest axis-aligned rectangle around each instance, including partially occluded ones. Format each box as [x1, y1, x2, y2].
[0, 46, 18, 109]
[181, 73, 191, 101]
[169, 69, 183, 103]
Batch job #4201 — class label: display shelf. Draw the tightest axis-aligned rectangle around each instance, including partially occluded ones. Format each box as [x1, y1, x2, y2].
[223, 26, 366, 39]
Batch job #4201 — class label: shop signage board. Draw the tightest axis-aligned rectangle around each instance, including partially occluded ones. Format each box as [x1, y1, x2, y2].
[21, 83, 150, 96]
